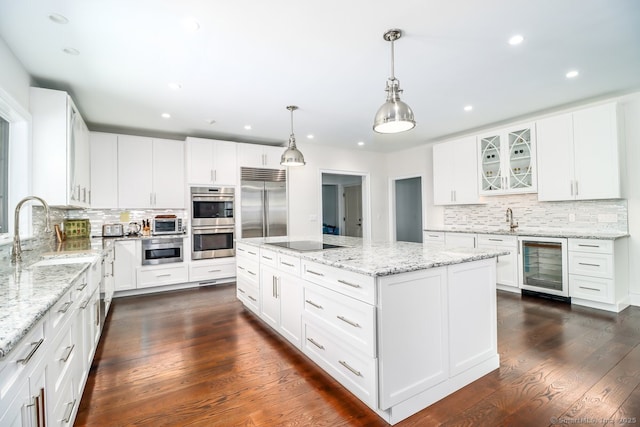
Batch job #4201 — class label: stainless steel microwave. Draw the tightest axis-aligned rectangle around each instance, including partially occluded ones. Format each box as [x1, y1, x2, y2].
[152, 217, 183, 235]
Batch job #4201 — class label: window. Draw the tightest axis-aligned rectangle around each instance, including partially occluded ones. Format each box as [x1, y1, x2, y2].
[0, 116, 8, 233]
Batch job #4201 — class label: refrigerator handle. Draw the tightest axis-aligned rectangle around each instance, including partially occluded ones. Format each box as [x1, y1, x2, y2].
[264, 187, 270, 236]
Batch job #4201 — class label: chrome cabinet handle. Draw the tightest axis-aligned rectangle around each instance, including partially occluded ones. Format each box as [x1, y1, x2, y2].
[76, 281, 88, 291]
[156, 273, 172, 278]
[58, 301, 73, 314]
[60, 344, 75, 362]
[578, 262, 600, 267]
[248, 251, 257, 255]
[262, 255, 273, 260]
[307, 269, 324, 277]
[579, 285, 600, 292]
[305, 299, 323, 309]
[337, 279, 361, 289]
[339, 360, 362, 377]
[578, 244, 600, 248]
[281, 261, 295, 267]
[237, 287, 246, 294]
[337, 315, 361, 328]
[237, 265, 245, 270]
[248, 295, 257, 302]
[307, 337, 325, 350]
[208, 269, 222, 273]
[80, 299, 90, 309]
[248, 270, 256, 276]
[17, 339, 44, 365]
[62, 399, 76, 423]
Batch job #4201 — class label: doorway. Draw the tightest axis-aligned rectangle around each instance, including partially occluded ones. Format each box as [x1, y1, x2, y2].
[393, 176, 423, 243]
[321, 172, 367, 238]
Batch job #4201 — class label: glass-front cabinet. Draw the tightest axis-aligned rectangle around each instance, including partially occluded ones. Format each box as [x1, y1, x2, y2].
[478, 124, 537, 195]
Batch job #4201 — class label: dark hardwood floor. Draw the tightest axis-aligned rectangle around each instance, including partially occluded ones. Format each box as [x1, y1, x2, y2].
[75, 284, 640, 427]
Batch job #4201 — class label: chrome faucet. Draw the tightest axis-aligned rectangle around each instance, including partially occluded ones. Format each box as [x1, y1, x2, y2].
[506, 208, 518, 232]
[11, 196, 52, 264]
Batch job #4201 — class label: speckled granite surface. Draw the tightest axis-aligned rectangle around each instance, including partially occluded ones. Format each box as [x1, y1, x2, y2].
[238, 235, 508, 277]
[424, 227, 628, 240]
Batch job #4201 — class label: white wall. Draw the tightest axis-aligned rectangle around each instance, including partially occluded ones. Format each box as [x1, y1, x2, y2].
[287, 141, 388, 241]
[0, 37, 31, 110]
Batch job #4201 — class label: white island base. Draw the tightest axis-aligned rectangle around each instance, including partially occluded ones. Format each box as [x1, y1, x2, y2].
[236, 239, 500, 425]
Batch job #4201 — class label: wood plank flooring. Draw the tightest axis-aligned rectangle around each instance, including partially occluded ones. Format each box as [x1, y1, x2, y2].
[75, 284, 640, 427]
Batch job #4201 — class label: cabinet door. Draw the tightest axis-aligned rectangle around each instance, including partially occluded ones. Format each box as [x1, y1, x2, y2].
[117, 135, 153, 208]
[263, 145, 285, 169]
[452, 136, 479, 204]
[573, 103, 620, 200]
[478, 133, 504, 193]
[114, 240, 137, 291]
[536, 113, 574, 201]
[237, 143, 264, 168]
[152, 138, 185, 208]
[186, 137, 214, 185]
[279, 272, 302, 348]
[445, 233, 476, 248]
[212, 140, 238, 185]
[90, 132, 119, 208]
[260, 266, 280, 330]
[505, 126, 536, 192]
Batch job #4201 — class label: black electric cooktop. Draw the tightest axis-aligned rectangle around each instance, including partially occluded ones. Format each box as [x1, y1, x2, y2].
[266, 240, 344, 252]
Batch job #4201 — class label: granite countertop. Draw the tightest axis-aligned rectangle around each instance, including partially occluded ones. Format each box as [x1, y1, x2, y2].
[238, 235, 508, 277]
[424, 227, 628, 240]
[0, 237, 114, 359]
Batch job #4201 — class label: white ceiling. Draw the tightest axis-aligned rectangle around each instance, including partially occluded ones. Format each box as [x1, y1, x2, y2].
[1, 0, 639, 153]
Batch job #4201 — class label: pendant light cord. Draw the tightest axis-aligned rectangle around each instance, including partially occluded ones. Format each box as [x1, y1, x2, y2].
[390, 35, 395, 80]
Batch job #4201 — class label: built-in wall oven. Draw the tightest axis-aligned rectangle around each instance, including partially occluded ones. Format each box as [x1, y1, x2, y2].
[519, 236, 569, 300]
[142, 237, 184, 265]
[190, 187, 235, 260]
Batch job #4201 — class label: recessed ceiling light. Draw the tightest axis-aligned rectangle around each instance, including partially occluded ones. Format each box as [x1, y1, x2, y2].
[48, 13, 69, 24]
[307, 134, 314, 139]
[357, 141, 365, 146]
[161, 113, 171, 119]
[464, 105, 473, 112]
[168, 82, 182, 90]
[62, 47, 79, 55]
[508, 35, 524, 45]
[566, 70, 579, 79]
[182, 18, 200, 32]
[244, 125, 252, 130]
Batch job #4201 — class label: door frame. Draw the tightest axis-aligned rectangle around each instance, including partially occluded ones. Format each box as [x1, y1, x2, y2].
[389, 173, 425, 242]
[319, 169, 371, 240]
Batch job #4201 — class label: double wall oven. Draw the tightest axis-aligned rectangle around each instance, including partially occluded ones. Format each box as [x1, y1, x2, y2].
[191, 187, 235, 260]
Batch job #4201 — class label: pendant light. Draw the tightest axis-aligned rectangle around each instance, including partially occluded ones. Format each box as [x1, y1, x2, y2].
[280, 105, 306, 166]
[373, 29, 416, 134]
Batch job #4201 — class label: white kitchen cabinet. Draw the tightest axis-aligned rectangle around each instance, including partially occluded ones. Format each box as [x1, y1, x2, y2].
[90, 132, 119, 208]
[118, 135, 185, 208]
[444, 232, 477, 248]
[114, 240, 138, 291]
[568, 238, 629, 312]
[236, 243, 260, 315]
[188, 258, 236, 285]
[31, 87, 91, 207]
[237, 143, 284, 169]
[136, 264, 189, 289]
[186, 137, 237, 186]
[477, 234, 519, 292]
[537, 103, 621, 201]
[423, 231, 445, 244]
[433, 136, 480, 205]
[478, 123, 537, 195]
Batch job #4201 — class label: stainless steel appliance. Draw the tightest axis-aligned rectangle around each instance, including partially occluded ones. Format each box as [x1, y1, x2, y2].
[519, 236, 569, 300]
[102, 223, 124, 237]
[142, 237, 184, 265]
[191, 225, 235, 260]
[241, 167, 287, 238]
[152, 216, 183, 235]
[191, 187, 234, 226]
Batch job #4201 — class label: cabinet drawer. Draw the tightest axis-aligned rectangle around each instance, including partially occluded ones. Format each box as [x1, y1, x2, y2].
[259, 248, 277, 267]
[48, 323, 76, 397]
[477, 234, 518, 246]
[136, 264, 188, 288]
[236, 243, 259, 262]
[278, 253, 301, 276]
[568, 239, 613, 254]
[569, 274, 614, 303]
[236, 279, 259, 315]
[50, 375, 77, 427]
[0, 318, 45, 400]
[302, 260, 375, 305]
[303, 283, 376, 357]
[190, 260, 236, 282]
[568, 252, 613, 278]
[236, 258, 259, 285]
[48, 287, 75, 339]
[302, 321, 377, 409]
[423, 231, 445, 244]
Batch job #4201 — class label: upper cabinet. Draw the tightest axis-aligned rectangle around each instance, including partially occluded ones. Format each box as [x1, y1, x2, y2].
[90, 132, 118, 208]
[433, 136, 480, 205]
[478, 124, 537, 196]
[537, 103, 621, 201]
[186, 137, 237, 186]
[237, 143, 284, 169]
[31, 87, 91, 207]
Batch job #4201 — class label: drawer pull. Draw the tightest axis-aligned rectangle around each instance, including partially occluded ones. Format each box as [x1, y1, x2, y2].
[578, 244, 600, 248]
[488, 238, 503, 242]
[262, 255, 273, 260]
[238, 265, 245, 270]
[76, 281, 88, 291]
[579, 286, 601, 292]
[305, 299, 323, 310]
[80, 299, 90, 309]
[247, 270, 256, 276]
[578, 262, 601, 267]
[208, 269, 222, 273]
[237, 287, 246, 294]
[307, 269, 324, 277]
[337, 315, 361, 328]
[338, 279, 361, 289]
[281, 261, 295, 267]
[62, 399, 76, 423]
[60, 344, 75, 362]
[156, 273, 172, 278]
[339, 360, 363, 377]
[248, 295, 257, 302]
[17, 339, 44, 365]
[307, 337, 325, 350]
[237, 247, 245, 252]
[248, 251, 257, 256]
[58, 301, 73, 314]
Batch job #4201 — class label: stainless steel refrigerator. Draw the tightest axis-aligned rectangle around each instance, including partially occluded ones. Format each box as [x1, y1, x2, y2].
[240, 167, 287, 238]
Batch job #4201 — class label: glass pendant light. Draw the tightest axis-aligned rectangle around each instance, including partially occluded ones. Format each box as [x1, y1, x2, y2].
[280, 105, 306, 166]
[373, 29, 416, 134]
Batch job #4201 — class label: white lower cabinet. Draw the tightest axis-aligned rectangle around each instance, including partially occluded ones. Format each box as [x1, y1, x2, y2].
[114, 240, 138, 291]
[236, 243, 260, 315]
[477, 234, 519, 292]
[444, 232, 477, 248]
[568, 238, 629, 312]
[189, 258, 236, 285]
[137, 264, 188, 289]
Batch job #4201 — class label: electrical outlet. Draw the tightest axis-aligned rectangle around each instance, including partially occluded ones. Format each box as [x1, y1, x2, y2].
[597, 213, 618, 223]
[568, 213, 576, 222]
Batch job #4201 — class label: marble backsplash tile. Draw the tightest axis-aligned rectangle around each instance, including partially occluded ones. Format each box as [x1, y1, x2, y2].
[444, 194, 628, 233]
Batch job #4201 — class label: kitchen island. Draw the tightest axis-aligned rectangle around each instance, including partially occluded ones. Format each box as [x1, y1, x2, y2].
[235, 236, 507, 425]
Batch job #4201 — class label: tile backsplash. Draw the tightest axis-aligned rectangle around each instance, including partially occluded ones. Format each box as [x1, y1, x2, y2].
[444, 194, 628, 233]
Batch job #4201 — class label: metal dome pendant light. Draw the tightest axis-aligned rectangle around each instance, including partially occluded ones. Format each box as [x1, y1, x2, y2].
[280, 105, 306, 166]
[373, 29, 416, 134]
